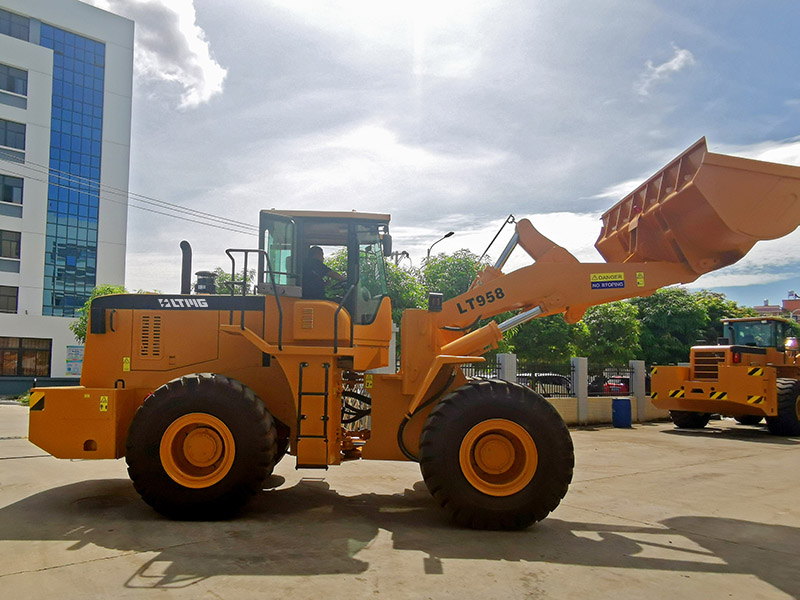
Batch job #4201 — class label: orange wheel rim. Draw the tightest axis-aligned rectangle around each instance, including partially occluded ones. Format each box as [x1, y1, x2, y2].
[795, 395, 800, 421]
[160, 413, 235, 488]
[459, 419, 538, 497]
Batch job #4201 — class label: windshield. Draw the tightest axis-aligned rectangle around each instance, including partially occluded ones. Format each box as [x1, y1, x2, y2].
[727, 321, 779, 349]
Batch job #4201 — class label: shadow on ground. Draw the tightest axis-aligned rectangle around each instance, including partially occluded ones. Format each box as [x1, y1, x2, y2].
[0, 476, 797, 597]
[662, 422, 800, 445]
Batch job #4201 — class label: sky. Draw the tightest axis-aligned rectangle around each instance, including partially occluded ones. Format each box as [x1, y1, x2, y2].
[85, 0, 800, 308]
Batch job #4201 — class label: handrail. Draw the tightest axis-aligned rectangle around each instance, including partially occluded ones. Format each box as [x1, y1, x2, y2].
[333, 283, 356, 355]
[226, 248, 284, 351]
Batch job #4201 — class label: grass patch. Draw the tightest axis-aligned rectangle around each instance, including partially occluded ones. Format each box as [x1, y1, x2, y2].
[14, 393, 31, 406]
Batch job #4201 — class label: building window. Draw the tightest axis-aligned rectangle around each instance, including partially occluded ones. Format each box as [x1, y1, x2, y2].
[0, 63, 27, 96]
[0, 118, 25, 150]
[0, 337, 52, 377]
[0, 8, 29, 42]
[0, 229, 20, 259]
[0, 285, 18, 313]
[0, 174, 22, 204]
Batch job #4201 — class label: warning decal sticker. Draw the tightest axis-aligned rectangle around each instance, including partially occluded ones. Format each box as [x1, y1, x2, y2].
[591, 272, 625, 290]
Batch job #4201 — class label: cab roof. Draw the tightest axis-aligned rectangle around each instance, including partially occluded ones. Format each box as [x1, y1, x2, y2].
[261, 209, 390, 222]
[721, 316, 793, 325]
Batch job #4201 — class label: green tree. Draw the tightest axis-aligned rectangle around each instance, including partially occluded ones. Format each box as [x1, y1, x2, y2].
[325, 248, 348, 274]
[69, 284, 127, 343]
[694, 290, 757, 343]
[510, 315, 581, 364]
[630, 287, 709, 365]
[574, 301, 641, 366]
[384, 262, 426, 324]
[422, 249, 489, 301]
[212, 266, 256, 295]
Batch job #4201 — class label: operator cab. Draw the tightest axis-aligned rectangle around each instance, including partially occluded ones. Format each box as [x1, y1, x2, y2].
[258, 210, 392, 326]
[721, 317, 796, 350]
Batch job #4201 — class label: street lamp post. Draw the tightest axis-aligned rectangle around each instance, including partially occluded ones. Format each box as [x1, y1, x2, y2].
[426, 231, 454, 261]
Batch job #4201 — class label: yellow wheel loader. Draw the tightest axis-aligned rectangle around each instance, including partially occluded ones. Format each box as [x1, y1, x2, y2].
[28, 138, 800, 528]
[651, 316, 800, 436]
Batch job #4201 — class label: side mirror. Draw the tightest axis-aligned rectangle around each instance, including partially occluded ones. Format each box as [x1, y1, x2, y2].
[382, 233, 392, 257]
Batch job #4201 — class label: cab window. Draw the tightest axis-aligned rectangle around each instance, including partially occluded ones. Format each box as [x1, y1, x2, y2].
[261, 216, 298, 287]
[353, 225, 388, 325]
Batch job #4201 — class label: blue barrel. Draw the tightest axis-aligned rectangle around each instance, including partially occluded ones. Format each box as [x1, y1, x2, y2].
[612, 398, 632, 428]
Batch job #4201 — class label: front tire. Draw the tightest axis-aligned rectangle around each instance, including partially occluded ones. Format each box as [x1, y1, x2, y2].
[734, 415, 764, 426]
[126, 373, 277, 519]
[766, 379, 800, 436]
[670, 410, 711, 429]
[419, 379, 574, 530]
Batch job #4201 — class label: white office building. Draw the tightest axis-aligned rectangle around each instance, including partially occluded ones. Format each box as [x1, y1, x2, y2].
[0, 0, 133, 393]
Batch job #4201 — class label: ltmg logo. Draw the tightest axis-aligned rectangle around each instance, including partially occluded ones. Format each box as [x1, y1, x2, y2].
[157, 298, 209, 308]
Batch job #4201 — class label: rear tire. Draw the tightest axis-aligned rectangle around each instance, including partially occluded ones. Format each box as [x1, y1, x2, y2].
[766, 379, 800, 436]
[419, 379, 574, 530]
[734, 415, 764, 426]
[126, 373, 276, 519]
[670, 410, 711, 429]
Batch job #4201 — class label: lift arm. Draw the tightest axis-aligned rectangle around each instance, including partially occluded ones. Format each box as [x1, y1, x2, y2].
[435, 138, 800, 353]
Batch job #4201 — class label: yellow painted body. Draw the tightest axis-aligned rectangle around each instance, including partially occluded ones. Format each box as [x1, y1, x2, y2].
[651, 361, 778, 417]
[28, 386, 144, 458]
[28, 137, 800, 469]
[651, 340, 800, 418]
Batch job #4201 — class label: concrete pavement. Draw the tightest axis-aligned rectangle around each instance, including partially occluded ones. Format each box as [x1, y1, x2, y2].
[0, 403, 798, 599]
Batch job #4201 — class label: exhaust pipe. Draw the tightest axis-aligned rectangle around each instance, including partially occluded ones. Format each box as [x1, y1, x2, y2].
[180, 240, 192, 294]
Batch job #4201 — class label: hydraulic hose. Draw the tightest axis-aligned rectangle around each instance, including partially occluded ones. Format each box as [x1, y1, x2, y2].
[396, 369, 458, 462]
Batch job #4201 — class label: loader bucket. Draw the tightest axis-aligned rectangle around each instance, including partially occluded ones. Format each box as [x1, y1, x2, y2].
[595, 138, 800, 276]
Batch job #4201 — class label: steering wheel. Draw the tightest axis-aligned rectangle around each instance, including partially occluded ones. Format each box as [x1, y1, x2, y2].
[330, 280, 350, 292]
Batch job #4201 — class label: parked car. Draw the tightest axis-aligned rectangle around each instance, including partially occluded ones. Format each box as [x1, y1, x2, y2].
[600, 374, 651, 395]
[528, 373, 572, 397]
[603, 376, 630, 395]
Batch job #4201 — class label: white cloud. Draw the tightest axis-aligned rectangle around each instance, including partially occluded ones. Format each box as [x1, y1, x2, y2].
[224, 121, 510, 216]
[636, 45, 695, 96]
[589, 178, 644, 201]
[718, 136, 800, 167]
[85, 0, 227, 108]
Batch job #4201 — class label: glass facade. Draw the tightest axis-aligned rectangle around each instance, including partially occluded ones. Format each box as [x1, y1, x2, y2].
[38, 25, 105, 316]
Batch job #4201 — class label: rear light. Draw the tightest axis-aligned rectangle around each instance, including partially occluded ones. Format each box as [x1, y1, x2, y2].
[732, 352, 741, 364]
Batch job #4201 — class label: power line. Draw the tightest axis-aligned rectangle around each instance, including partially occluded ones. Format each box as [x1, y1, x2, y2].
[9, 155, 259, 231]
[1, 156, 259, 236]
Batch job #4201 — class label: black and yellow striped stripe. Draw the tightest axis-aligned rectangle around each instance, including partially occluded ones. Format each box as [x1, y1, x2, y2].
[669, 389, 685, 398]
[709, 391, 728, 400]
[748, 367, 764, 376]
[747, 395, 765, 405]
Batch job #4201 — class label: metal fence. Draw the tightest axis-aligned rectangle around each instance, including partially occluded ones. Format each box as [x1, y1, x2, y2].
[587, 365, 636, 397]
[516, 363, 574, 398]
[460, 362, 501, 379]
[397, 355, 641, 399]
